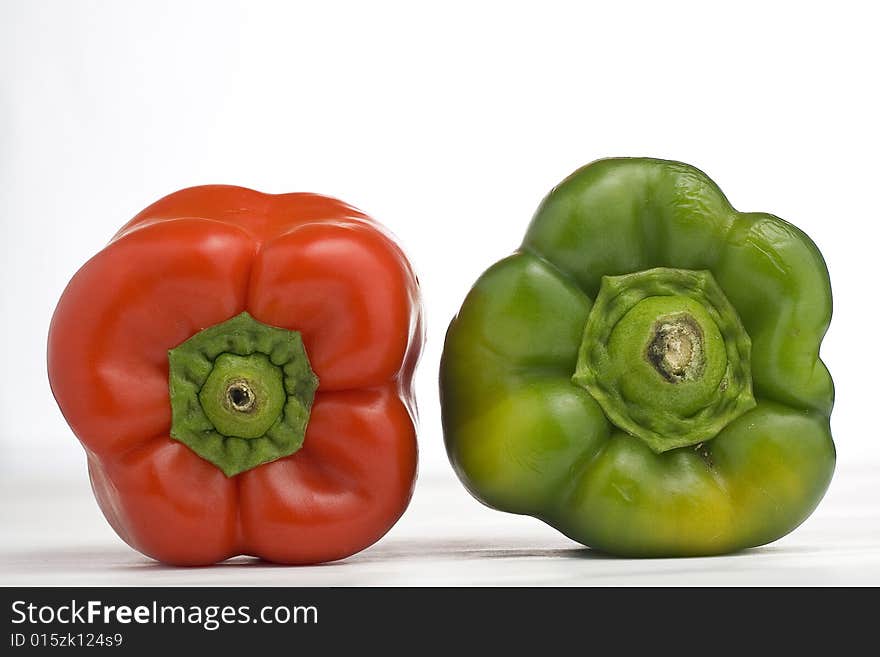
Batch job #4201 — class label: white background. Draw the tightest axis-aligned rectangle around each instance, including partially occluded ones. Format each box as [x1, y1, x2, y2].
[1, 1, 878, 584]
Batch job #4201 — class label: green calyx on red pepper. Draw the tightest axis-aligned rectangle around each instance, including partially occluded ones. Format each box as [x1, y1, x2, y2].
[441, 157, 835, 557]
[168, 312, 319, 477]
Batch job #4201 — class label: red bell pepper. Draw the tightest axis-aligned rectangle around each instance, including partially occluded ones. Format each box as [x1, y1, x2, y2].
[48, 186, 423, 565]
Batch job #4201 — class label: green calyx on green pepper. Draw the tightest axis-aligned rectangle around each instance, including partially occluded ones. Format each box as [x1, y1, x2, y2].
[440, 157, 835, 557]
[573, 267, 756, 453]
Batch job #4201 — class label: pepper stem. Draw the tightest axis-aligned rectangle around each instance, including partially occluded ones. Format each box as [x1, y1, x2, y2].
[227, 381, 256, 412]
[647, 314, 705, 383]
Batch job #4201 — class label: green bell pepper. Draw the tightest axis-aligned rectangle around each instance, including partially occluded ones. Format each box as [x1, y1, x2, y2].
[440, 158, 834, 556]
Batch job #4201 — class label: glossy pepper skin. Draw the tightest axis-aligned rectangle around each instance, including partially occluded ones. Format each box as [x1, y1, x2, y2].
[49, 186, 422, 565]
[441, 158, 834, 556]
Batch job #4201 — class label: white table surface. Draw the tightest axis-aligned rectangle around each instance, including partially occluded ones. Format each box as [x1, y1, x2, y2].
[2, 461, 878, 586]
